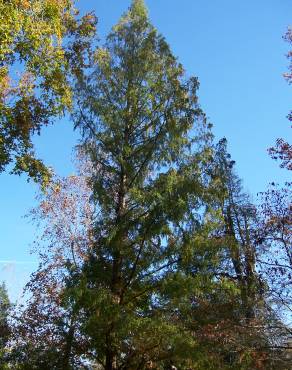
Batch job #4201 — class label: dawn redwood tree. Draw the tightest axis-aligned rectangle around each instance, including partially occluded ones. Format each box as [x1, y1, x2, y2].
[212, 139, 262, 320]
[0, 0, 96, 184]
[72, 0, 216, 368]
[177, 139, 276, 369]
[211, 141, 291, 367]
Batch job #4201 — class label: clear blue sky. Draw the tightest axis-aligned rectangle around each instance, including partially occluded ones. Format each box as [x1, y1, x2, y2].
[0, 0, 291, 301]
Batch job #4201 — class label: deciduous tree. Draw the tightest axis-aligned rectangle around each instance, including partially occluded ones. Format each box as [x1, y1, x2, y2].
[0, 0, 96, 184]
[11, 152, 95, 368]
[268, 27, 292, 171]
[0, 282, 11, 368]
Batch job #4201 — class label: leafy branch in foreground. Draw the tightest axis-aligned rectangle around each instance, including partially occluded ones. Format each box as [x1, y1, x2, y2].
[0, 0, 97, 185]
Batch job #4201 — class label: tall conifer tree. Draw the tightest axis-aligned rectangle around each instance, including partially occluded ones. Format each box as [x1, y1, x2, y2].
[72, 0, 214, 368]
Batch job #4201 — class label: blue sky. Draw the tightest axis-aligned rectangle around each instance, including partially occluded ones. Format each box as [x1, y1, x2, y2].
[0, 0, 291, 301]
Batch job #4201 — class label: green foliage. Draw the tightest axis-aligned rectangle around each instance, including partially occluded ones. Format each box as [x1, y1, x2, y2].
[8, 2, 290, 369]
[0, 0, 97, 185]
[70, 1, 240, 368]
[0, 282, 11, 366]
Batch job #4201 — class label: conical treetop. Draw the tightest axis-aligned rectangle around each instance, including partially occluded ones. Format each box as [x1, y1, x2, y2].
[113, 0, 149, 32]
[130, 0, 148, 18]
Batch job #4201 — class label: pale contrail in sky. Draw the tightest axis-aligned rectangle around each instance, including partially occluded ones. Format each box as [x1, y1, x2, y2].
[0, 260, 38, 264]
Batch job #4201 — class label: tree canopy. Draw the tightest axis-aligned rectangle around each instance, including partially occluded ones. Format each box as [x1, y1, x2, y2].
[0, 0, 96, 184]
[1, 1, 291, 369]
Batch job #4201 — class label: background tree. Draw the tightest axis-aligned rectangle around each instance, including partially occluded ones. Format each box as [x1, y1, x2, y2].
[167, 139, 281, 370]
[10, 152, 95, 369]
[268, 27, 292, 171]
[0, 282, 11, 368]
[257, 184, 291, 325]
[0, 0, 97, 184]
[208, 138, 291, 367]
[258, 24, 292, 364]
[213, 138, 263, 320]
